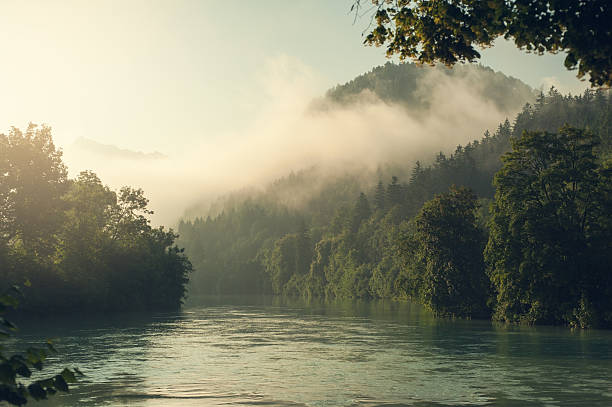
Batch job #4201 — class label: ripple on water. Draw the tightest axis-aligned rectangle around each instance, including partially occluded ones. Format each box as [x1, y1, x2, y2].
[11, 298, 612, 407]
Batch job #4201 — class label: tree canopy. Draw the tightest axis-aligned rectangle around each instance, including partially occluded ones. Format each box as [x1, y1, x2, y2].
[485, 126, 612, 327]
[0, 125, 192, 313]
[178, 86, 611, 328]
[355, 0, 611, 87]
[410, 186, 489, 318]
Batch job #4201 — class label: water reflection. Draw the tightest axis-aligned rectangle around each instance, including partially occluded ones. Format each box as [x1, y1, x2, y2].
[11, 296, 612, 407]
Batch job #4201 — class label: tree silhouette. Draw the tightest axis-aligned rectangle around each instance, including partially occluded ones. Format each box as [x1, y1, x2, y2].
[354, 0, 611, 86]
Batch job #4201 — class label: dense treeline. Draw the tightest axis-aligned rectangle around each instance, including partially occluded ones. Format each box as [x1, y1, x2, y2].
[0, 124, 191, 313]
[486, 126, 612, 327]
[179, 171, 365, 296]
[179, 87, 611, 327]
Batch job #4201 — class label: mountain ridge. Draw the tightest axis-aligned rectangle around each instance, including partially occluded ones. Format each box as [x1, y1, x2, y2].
[72, 137, 167, 160]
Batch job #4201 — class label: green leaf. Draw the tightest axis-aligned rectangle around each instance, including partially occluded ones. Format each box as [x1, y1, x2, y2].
[27, 382, 47, 400]
[61, 368, 76, 383]
[38, 378, 55, 388]
[0, 317, 17, 330]
[6, 389, 27, 406]
[53, 374, 69, 392]
[14, 362, 31, 378]
[0, 363, 15, 383]
[0, 295, 19, 309]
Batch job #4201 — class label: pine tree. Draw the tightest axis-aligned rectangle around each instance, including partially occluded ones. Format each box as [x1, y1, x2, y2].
[349, 192, 371, 234]
[386, 176, 402, 207]
[374, 180, 385, 211]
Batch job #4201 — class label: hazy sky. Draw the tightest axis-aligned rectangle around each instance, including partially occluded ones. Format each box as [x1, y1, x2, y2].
[0, 0, 589, 157]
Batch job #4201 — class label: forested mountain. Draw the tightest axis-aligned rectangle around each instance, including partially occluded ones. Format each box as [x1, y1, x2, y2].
[179, 77, 611, 327]
[71, 137, 167, 160]
[183, 62, 535, 222]
[323, 62, 533, 113]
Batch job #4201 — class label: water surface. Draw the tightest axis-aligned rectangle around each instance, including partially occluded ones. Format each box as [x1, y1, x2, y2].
[12, 297, 612, 406]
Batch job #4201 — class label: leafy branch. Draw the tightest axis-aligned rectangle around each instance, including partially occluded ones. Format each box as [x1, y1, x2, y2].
[0, 284, 83, 406]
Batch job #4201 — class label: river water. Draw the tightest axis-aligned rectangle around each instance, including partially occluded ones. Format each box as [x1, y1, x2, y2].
[11, 296, 612, 406]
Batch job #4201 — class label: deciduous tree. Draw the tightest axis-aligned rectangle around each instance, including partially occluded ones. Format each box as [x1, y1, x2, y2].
[411, 186, 489, 317]
[355, 0, 611, 86]
[485, 126, 612, 327]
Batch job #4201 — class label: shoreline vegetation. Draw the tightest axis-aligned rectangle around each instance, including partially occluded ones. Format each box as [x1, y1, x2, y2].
[0, 124, 192, 314]
[178, 70, 611, 329]
[1, 64, 610, 329]
[1, 1, 610, 404]
[0, 65, 610, 407]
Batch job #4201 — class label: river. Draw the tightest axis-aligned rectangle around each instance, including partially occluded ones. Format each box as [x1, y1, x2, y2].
[11, 296, 612, 406]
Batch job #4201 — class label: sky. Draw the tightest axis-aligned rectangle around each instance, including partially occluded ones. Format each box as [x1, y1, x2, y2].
[0, 1, 588, 152]
[0, 0, 591, 223]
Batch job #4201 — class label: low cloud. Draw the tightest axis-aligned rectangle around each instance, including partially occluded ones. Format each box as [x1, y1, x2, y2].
[62, 56, 530, 226]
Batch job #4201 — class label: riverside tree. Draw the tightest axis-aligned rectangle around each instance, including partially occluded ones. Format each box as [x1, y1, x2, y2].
[178, 81, 610, 327]
[0, 125, 192, 313]
[409, 186, 489, 317]
[0, 124, 68, 258]
[485, 126, 612, 328]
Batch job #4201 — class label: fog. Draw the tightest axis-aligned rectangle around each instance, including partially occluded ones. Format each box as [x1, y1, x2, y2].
[62, 57, 530, 226]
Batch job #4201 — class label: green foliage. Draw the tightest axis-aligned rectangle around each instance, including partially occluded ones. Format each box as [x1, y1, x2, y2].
[325, 61, 533, 114]
[348, 193, 371, 234]
[0, 287, 82, 406]
[374, 181, 385, 211]
[0, 124, 67, 258]
[179, 79, 611, 327]
[179, 201, 305, 296]
[407, 187, 489, 317]
[0, 126, 191, 313]
[357, 0, 611, 87]
[485, 126, 612, 327]
[263, 227, 312, 295]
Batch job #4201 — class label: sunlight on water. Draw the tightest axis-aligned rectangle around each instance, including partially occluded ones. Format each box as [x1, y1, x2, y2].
[13, 297, 612, 407]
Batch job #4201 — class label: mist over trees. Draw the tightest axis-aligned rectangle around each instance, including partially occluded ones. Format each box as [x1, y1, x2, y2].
[0, 124, 191, 313]
[179, 75, 611, 327]
[324, 62, 533, 114]
[3, 61, 608, 329]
